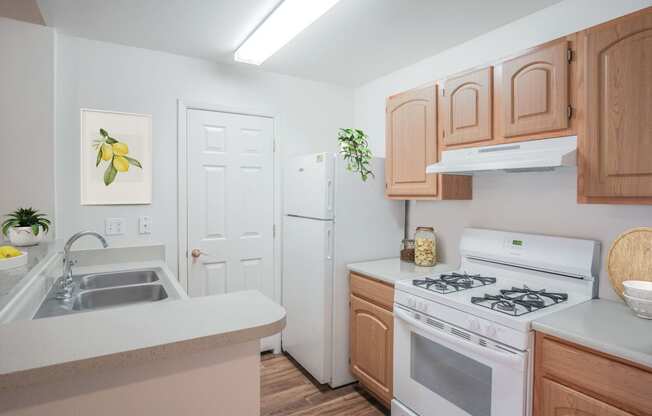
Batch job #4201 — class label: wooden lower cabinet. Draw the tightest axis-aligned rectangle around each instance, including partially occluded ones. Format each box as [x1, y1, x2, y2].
[540, 378, 634, 416]
[534, 332, 652, 416]
[349, 273, 394, 407]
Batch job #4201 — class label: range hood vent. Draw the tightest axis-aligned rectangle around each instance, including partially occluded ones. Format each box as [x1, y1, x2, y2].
[426, 136, 577, 175]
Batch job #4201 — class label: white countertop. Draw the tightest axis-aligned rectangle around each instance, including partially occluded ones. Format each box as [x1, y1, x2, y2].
[347, 257, 456, 285]
[0, 290, 285, 380]
[0, 243, 286, 390]
[533, 299, 652, 369]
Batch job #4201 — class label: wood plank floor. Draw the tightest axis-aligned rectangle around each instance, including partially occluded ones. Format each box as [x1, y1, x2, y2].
[261, 353, 389, 416]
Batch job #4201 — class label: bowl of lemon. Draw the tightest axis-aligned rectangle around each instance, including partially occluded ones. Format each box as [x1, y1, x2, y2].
[0, 245, 27, 270]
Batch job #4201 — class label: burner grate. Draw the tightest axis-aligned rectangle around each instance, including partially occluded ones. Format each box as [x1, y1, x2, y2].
[471, 286, 568, 316]
[413, 272, 496, 294]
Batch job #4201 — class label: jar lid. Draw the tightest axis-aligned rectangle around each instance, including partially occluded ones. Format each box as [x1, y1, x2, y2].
[416, 226, 434, 231]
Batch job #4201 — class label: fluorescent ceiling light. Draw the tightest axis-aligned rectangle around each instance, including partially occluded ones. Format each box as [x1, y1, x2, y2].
[235, 0, 340, 65]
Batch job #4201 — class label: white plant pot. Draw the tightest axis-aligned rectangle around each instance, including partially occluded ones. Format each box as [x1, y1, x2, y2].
[7, 227, 46, 247]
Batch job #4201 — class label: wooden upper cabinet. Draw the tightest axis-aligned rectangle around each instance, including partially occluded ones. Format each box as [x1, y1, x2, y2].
[501, 39, 570, 138]
[579, 7, 652, 203]
[540, 379, 634, 416]
[385, 85, 438, 198]
[441, 67, 493, 147]
[385, 85, 472, 200]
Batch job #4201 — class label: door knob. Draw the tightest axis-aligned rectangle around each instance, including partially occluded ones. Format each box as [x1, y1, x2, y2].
[191, 249, 205, 258]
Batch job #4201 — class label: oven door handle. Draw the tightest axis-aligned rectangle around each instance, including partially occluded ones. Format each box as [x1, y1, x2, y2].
[395, 308, 526, 369]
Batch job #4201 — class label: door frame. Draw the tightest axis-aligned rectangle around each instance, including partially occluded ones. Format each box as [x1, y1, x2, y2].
[176, 100, 282, 305]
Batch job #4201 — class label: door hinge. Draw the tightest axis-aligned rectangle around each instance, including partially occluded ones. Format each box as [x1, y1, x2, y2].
[273, 224, 276, 238]
[441, 88, 445, 96]
[567, 105, 573, 119]
[273, 140, 276, 152]
[442, 129, 446, 138]
[567, 48, 573, 63]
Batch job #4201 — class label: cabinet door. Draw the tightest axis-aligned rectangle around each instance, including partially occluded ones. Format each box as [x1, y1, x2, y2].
[385, 85, 438, 198]
[441, 67, 493, 146]
[349, 294, 393, 405]
[540, 378, 633, 416]
[580, 8, 652, 201]
[501, 39, 569, 137]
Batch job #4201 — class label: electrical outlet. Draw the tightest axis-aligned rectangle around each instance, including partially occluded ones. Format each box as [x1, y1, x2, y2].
[105, 218, 125, 236]
[139, 216, 152, 235]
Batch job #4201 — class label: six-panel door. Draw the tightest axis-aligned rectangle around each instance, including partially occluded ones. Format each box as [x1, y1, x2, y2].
[441, 67, 493, 147]
[186, 109, 275, 301]
[350, 294, 393, 406]
[501, 39, 569, 138]
[580, 8, 652, 201]
[385, 85, 438, 198]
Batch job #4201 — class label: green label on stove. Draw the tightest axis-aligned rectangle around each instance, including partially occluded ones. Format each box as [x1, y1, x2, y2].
[512, 239, 523, 246]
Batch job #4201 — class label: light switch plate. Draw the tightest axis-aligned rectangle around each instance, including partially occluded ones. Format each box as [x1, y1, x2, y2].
[105, 218, 125, 236]
[139, 216, 152, 234]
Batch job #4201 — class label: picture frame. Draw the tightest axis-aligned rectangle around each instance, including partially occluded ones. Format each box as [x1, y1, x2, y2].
[80, 109, 152, 205]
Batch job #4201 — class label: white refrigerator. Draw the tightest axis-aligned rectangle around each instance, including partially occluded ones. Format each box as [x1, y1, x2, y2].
[282, 152, 403, 387]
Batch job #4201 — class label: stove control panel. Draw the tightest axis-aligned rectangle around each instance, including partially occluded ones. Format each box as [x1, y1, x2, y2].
[394, 289, 529, 350]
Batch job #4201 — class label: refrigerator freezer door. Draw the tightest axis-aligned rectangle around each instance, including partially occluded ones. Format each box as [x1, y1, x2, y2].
[282, 215, 334, 383]
[284, 153, 334, 220]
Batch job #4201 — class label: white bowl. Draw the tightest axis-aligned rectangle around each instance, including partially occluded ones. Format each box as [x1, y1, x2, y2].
[623, 294, 652, 320]
[623, 280, 652, 300]
[0, 251, 28, 270]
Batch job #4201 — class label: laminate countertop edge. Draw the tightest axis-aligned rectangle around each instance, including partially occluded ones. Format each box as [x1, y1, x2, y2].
[532, 299, 652, 369]
[347, 258, 455, 285]
[0, 290, 286, 391]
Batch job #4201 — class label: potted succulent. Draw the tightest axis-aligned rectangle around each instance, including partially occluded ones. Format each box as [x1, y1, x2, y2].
[1, 208, 51, 246]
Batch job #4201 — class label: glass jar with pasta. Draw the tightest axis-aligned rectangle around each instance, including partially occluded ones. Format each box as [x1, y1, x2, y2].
[414, 227, 436, 266]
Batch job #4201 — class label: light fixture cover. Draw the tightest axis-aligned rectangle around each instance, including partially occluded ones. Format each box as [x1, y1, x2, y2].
[235, 0, 340, 65]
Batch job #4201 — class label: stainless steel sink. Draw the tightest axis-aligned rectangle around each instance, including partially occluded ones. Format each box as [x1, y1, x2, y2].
[79, 270, 159, 290]
[33, 268, 170, 319]
[73, 284, 167, 311]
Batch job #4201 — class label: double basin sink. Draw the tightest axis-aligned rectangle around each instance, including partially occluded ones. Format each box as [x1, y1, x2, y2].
[34, 269, 169, 319]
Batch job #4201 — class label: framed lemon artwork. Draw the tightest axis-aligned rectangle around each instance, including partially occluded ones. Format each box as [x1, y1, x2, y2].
[80, 109, 152, 205]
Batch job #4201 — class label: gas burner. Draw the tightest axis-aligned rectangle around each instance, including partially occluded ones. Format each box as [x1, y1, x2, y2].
[471, 286, 568, 316]
[413, 272, 496, 294]
[500, 286, 568, 304]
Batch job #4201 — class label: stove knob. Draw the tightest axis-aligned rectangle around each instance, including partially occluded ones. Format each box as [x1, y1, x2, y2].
[469, 319, 481, 332]
[419, 302, 428, 313]
[486, 325, 498, 338]
[408, 297, 416, 308]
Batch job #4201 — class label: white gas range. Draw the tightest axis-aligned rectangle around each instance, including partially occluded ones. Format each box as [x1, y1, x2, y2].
[392, 228, 600, 416]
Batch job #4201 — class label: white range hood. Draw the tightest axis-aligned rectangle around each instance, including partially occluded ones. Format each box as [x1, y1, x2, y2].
[426, 136, 577, 175]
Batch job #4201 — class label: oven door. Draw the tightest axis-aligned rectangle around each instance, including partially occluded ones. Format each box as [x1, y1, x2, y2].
[394, 306, 528, 416]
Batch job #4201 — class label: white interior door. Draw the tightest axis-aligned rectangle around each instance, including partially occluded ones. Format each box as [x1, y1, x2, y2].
[186, 108, 275, 303]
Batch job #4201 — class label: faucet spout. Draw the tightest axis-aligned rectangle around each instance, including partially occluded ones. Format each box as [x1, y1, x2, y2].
[57, 231, 109, 300]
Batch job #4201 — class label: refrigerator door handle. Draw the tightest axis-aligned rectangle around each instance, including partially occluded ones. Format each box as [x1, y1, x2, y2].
[326, 179, 333, 214]
[326, 227, 333, 260]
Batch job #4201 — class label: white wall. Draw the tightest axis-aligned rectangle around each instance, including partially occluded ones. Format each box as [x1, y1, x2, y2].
[354, 0, 652, 300]
[0, 18, 55, 232]
[55, 34, 353, 271]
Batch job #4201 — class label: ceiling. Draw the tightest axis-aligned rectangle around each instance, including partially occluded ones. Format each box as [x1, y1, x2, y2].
[36, 0, 563, 86]
[0, 0, 44, 25]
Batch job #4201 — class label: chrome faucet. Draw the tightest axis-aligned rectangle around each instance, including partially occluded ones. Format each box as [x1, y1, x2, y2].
[56, 231, 108, 300]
